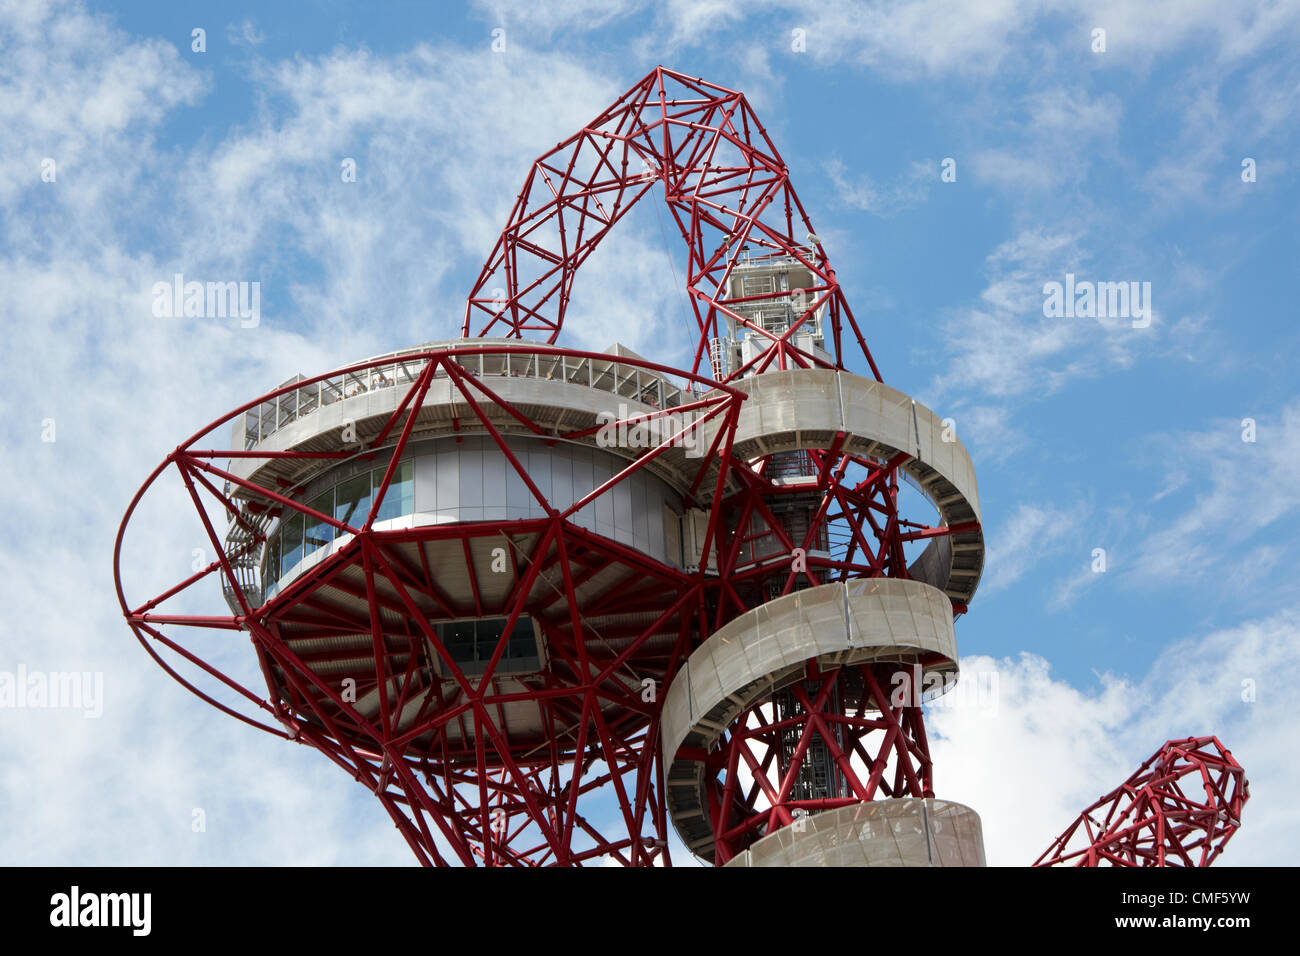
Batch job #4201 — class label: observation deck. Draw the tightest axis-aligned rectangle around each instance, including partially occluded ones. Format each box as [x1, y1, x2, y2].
[117, 65, 993, 868]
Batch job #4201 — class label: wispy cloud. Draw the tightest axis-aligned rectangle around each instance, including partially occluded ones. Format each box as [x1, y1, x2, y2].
[226, 18, 265, 48]
[1130, 401, 1300, 589]
[983, 501, 1087, 594]
[929, 229, 1161, 401]
[825, 157, 935, 217]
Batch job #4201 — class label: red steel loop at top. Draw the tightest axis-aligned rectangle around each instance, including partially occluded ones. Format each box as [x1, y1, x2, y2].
[463, 66, 882, 384]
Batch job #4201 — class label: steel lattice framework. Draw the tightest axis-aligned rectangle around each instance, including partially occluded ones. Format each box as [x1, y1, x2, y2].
[463, 67, 881, 383]
[1034, 736, 1249, 867]
[694, 660, 936, 864]
[116, 67, 989, 867]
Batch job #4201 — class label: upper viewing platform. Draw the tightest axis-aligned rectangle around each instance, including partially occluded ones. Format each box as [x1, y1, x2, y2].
[233, 337, 704, 455]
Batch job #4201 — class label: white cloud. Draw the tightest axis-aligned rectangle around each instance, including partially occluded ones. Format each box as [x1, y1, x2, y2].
[932, 603, 1300, 865]
[921, 402, 1023, 464]
[0, 0, 205, 209]
[226, 18, 265, 48]
[647, 1, 1300, 80]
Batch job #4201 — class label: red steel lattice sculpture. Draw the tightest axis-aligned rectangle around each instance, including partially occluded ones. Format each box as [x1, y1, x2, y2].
[116, 67, 992, 867]
[1035, 736, 1249, 867]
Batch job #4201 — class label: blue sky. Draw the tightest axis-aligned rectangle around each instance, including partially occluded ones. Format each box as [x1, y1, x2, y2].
[2, 0, 1298, 866]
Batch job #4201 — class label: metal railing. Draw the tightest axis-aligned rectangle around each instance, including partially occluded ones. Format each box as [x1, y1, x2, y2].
[240, 342, 703, 451]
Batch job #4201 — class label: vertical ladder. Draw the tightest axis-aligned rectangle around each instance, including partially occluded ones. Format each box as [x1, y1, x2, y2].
[709, 336, 731, 379]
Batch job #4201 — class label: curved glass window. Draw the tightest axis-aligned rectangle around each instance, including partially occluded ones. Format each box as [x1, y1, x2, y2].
[263, 458, 416, 589]
[266, 532, 281, 583]
[304, 490, 334, 558]
[373, 461, 413, 524]
[279, 512, 303, 579]
[334, 473, 370, 527]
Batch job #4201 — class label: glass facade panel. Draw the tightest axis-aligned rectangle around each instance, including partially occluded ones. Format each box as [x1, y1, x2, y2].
[334, 473, 370, 528]
[505, 617, 537, 664]
[258, 439, 673, 591]
[265, 533, 280, 584]
[280, 512, 303, 578]
[305, 490, 334, 555]
[266, 460, 420, 589]
[441, 620, 478, 665]
[433, 616, 540, 675]
[372, 460, 413, 524]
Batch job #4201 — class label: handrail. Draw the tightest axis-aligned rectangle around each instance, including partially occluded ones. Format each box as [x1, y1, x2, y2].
[241, 339, 705, 451]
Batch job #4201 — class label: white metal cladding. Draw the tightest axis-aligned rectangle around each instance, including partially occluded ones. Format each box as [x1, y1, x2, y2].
[408, 435, 674, 563]
[723, 798, 986, 867]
